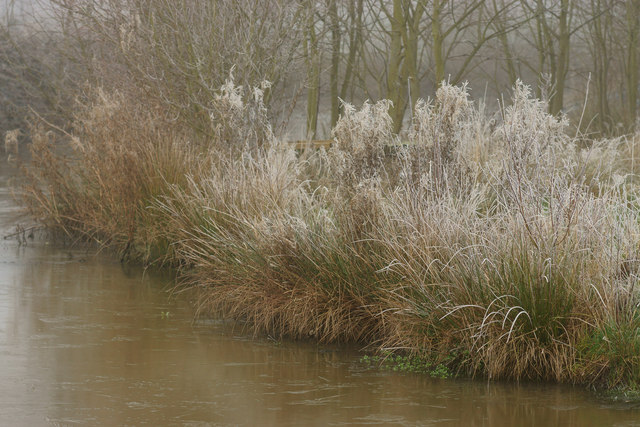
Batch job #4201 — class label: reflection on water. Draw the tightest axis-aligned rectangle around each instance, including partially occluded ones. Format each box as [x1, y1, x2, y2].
[2, 161, 640, 426]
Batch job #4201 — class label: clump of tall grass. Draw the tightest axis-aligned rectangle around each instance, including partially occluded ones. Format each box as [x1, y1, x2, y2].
[20, 77, 273, 262]
[20, 89, 196, 260]
[154, 146, 393, 342]
[20, 79, 640, 389]
[152, 97, 398, 341]
[369, 82, 640, 386]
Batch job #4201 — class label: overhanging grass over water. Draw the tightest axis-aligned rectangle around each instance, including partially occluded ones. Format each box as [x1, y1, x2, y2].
[18, 80, 640, 391]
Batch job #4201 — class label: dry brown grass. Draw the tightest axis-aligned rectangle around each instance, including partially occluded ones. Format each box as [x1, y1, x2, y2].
[20, 88, 199, 261]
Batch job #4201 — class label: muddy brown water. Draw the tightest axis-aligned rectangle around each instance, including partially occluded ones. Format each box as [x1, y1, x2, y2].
[1, 161, 640, 426]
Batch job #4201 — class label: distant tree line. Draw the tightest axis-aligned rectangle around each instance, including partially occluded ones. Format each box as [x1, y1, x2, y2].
[300, 0, 640, 137]
[1, 0, 639, 137]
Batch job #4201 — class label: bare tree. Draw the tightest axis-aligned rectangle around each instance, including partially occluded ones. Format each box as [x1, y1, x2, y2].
[581, 0, 615, 132]
[303, 1, 321, 139]
[516, 0, 578, 115]
[625, 0, 640, 129]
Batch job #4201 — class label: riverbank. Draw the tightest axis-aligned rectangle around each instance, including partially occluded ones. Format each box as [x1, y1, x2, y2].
[16, 81, 640, 391]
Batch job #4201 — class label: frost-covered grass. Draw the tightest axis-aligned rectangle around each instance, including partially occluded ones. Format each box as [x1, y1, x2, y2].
[20, 79, 640, 390]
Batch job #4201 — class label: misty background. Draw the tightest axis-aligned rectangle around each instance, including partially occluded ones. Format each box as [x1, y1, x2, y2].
[1, 0, 639, 140]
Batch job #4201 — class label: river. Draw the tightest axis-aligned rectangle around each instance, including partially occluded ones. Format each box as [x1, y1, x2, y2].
[1, 158, 640, 426]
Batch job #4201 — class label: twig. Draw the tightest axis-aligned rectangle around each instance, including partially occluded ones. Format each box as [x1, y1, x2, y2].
[3, 225, 42, 240]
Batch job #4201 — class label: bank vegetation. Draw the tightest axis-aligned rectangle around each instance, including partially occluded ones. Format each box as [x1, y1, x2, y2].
[3, 0, 640, 391]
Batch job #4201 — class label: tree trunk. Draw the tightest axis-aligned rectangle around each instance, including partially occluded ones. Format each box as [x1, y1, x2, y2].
[549, 0, 570, 116]
[304, 7, 320, 139]
[329, 0, 341, 128]
[340, 0, 363, 104]
[387, 0, 405, 132]
[626, 0, 639, 129]
[401, 0, 424, 118]
[432, 0, 445, 85]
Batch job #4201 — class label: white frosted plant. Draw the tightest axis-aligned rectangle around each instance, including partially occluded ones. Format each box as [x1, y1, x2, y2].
[487, 83, 577, 236]
[208, 73, 273, 154]
[580, 132, 640, 193]
[323, 99, 397, 237]
[494, 81, 573, 183]
[400, 83, 475, 193]
[216, 75, 245, 112]
[410, 82, 472, 153]
[328, 99, 395, 193]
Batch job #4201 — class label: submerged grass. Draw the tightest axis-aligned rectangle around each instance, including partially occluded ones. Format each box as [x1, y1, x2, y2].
[19, 79, 640, 391]
[360, 353, 455, 378]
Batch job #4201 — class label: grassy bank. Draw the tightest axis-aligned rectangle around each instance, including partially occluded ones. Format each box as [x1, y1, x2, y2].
[18, 80, 640, 391]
